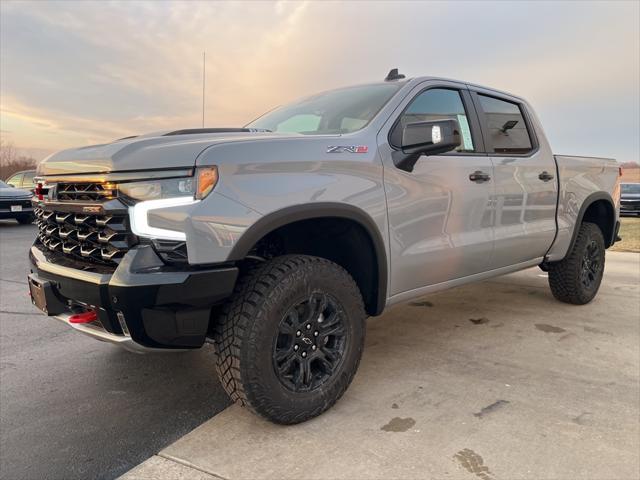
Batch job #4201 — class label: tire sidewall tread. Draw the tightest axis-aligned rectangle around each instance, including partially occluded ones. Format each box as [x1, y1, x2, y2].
[213, 254, 366, 424]
[548, 222, 606, 305]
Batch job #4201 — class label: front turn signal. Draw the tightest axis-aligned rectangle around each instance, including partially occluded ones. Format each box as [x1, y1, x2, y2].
[196, 166, 218, 199]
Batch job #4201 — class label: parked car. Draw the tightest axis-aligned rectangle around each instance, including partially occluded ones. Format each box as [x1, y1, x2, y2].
[0, 180, 34, 224]
[620, 183, 640, 216]
[5, 169, 37, 191]
[27, 71, 620, 424]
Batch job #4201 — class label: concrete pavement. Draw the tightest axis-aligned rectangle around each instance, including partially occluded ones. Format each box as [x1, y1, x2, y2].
[122, 251, 640, 480]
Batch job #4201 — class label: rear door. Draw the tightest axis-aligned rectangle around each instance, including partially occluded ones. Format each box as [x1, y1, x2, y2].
[378, 81, 495, 296]
[470, 89, 557, 267]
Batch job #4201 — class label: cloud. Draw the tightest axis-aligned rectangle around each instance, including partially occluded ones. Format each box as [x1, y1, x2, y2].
[0, 0, 638, 162]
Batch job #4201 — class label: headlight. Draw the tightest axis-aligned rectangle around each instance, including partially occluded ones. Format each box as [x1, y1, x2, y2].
[126, 166, 218, 241]
[118, 166, 218, 203]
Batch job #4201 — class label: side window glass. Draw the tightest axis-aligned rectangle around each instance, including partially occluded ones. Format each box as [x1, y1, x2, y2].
[22, 171, 35, 187]
[392, 89, 475, 152]
[6, 173, 23, 187]
[478, 95, 532, 154]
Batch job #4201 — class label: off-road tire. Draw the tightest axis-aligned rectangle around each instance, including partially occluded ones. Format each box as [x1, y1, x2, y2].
[213, 254, 366, 424]
[548, 221, 605, 305]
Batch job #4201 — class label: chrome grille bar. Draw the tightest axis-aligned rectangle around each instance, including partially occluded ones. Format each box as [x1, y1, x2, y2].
[34, 206, 135, 267]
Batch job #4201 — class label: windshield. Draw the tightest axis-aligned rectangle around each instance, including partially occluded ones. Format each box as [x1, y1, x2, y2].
[246, 83, 401, 135]
[621, 183, 640, 194]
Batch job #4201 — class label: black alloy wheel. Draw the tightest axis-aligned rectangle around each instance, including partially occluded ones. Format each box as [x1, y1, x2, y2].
[273, 292, 348, 393]
[580, 239, 601, 289]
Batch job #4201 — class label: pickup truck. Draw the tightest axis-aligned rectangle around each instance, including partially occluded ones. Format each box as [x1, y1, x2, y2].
[28, 70, 621, 424]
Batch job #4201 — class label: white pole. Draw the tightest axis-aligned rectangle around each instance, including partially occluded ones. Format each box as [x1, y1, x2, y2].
[202, 51, 206, 128]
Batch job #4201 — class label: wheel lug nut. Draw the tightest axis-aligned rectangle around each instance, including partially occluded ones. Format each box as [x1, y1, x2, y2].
[306, 324, 311, 330]
[302, 352, 307, 358]
[312, 345, 317, 351]
[294, 344, 299, 351]
[314, 331, 319, 337]
[296, 330, 301, 337]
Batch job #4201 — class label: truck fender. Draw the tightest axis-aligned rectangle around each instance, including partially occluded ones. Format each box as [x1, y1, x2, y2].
[563, 192, 616, 256]
[227, 202, 388, 315]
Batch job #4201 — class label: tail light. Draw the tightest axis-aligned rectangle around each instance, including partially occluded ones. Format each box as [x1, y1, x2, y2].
[35, 182, 44, 200]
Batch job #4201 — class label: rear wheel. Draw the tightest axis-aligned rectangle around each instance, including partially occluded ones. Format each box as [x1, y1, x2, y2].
[548, 222, 605, 305]
[213, 254, 366, 424]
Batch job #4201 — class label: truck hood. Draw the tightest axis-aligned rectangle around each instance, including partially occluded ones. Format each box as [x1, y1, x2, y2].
[0, 186, 33, 199]
[37, 130, 299, 176]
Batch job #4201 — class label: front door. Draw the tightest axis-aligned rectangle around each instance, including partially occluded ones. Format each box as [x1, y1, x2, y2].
[379, 83, 495, 296]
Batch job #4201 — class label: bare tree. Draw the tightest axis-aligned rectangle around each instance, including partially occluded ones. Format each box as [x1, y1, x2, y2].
[0, 139, 16, 165]
[0, 140, 37, 180]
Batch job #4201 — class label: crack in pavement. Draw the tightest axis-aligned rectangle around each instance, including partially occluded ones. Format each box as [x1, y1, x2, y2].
[158, 453, 230, 480]
[0, 278, 27, 285]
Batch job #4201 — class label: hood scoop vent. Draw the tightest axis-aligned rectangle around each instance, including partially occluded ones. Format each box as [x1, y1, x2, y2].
[163, 128, 271, 136]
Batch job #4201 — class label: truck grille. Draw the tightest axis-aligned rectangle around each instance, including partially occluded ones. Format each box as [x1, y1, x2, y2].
[34, 207, 135, 266]
[0, 196, 32, 210]
[56, 182, 117, 202]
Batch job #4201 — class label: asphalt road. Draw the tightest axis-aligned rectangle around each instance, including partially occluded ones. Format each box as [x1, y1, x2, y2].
[0, 221, 231, 480]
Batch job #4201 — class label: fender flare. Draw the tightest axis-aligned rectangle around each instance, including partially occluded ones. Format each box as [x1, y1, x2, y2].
[227, 202, 388, 315]
[565, 191, 616, 254]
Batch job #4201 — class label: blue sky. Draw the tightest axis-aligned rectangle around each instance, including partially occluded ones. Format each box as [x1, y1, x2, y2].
[1, 0, 638, 163]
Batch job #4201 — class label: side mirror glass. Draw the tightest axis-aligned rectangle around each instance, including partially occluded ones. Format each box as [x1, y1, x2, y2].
[402, 119, 461, 155]
[393, 119, 461, 172]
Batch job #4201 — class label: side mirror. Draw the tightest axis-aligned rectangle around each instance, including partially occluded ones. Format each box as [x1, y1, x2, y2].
[8, 184, 15, 188]
[393, 119, 461, 172]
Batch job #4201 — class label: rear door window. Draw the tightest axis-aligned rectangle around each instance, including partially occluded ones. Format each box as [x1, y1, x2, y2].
[477, 94, 533, 154]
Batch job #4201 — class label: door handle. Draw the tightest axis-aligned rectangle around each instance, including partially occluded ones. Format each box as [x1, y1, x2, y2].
[538, 171, 554, 182]
[469, 170, 491, 183]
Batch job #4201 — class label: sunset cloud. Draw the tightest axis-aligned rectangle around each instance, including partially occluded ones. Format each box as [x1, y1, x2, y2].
[1, 1, 638, 162]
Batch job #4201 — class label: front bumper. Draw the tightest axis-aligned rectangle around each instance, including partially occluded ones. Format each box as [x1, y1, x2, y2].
[28, 243, 238, 351]
[620, 201, 640, 215]
[0, 204, 34, 219]
[52, 312, 173, 353]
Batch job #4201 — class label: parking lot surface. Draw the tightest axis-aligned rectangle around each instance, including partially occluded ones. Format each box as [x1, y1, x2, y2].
[0, 222, 230, 480]
[124, 251, 640, 480]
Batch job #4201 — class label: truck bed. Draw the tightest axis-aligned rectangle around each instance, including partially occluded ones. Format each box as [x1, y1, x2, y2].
[546, 155, 620, 261]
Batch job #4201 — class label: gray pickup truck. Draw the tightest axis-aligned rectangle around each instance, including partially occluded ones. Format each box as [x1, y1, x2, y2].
[28, 70, 621, 424]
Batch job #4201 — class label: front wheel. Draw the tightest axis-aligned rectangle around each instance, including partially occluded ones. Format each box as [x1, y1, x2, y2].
[548, 222, 605, 305]
[213, 255, 366, 424]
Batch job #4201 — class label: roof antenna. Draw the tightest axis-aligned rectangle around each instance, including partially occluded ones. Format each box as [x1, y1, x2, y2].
[385, 68, 405, 81]
[202, 51, 206, 128]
